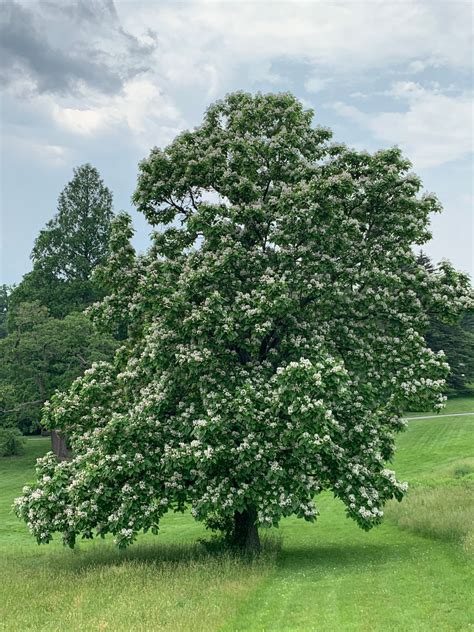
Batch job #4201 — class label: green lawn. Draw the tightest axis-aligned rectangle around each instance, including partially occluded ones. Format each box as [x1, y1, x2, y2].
[1, 398, 473, 631]
[406, 394, 474, 416]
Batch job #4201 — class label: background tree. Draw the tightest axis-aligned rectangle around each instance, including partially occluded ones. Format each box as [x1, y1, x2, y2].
[15, 92, 473, 551]
[426, 313, 474, 393]
[0, 165, 117, 437]
[0, 302, 117, 434]
[0, 285, 10, 339]
[417, 252, 474, 394]
[9, 164, 114, 318]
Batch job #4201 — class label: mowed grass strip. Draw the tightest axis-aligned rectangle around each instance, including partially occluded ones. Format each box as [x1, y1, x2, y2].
[1, 399, 473, 631]
[224, 502, 473, 632]
[225, 402, 474, 631]
[395, 401, 474, 481]
[406, 395, 474, 416]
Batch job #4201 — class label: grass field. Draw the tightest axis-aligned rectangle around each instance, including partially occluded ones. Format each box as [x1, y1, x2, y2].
[1, 398, 473, 631]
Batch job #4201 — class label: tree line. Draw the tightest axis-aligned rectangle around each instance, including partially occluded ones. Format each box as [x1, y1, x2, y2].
[0, 165, 117, 451]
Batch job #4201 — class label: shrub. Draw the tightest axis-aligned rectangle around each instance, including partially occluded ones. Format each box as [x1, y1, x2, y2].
[0, 427, 26, 456]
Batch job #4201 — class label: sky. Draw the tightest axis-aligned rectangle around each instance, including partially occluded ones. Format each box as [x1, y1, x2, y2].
[1, 0, 473, 285]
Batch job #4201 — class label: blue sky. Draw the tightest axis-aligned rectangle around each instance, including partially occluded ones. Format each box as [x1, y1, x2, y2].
[1, 0, 472, 285]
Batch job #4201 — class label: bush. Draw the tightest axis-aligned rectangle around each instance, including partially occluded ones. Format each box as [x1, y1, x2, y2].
[0, 427, 26, 456]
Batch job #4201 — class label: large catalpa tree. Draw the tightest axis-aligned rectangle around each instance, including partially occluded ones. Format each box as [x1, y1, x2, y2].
[15, 93, 472, 550]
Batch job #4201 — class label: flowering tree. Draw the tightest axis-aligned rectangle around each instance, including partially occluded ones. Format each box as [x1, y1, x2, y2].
[15, 92, 472, 551]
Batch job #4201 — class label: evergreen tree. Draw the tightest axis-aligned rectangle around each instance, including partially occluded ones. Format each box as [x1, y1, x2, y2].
[10, 164, 114, 317]
[1, 165, 117, 434]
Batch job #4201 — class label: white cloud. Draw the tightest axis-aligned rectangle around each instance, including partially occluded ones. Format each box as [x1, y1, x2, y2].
[2, 133, 70, 167]
[305, 77, 331, 94]
[54, 107, 104, 135]
[385, 81, 437, 101]
[118, 0, 473, 95]
[3, 0, 473, 286]
[331, 101, 367, 124]
[407, 60, 428, 74]
[51, 77, 182, 146]
[332, 83, 473, 168]
[118, 79, 181, 135]
[42, 144, 69, 166]
[5, 0, 473, 160]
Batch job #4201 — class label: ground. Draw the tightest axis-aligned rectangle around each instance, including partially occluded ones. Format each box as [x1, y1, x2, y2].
[1, 398, 473, 631]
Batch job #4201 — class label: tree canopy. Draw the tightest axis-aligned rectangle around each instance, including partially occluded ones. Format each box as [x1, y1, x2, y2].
[0, 302, 117, 433]
[417, 252, 474, 393]
[15, 92, 473, 550]
[1, 165, 117, 434]
[0, 285, 9, 339]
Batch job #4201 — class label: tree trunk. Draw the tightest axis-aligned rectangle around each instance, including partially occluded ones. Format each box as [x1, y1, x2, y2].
[233, 508, 260, 552]
[51, 430, 70, 460]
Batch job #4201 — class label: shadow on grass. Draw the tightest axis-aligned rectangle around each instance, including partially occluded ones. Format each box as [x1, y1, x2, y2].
[278, 541, 420, 574]
[6, 531, 434, 578]
[5, 533, 282, 575]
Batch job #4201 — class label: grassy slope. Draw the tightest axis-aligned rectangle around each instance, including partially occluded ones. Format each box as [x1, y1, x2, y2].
[0, 399, 473, 631]
[407, 395, 474, 416]
[228, 400, 474, 631]
[1, 440, 275, 632]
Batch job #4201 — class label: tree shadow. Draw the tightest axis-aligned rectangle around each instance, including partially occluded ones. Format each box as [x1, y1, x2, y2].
[279, 541, 420, 575]
[9, 532, 419, 578]
[15, 532, 282, 575]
